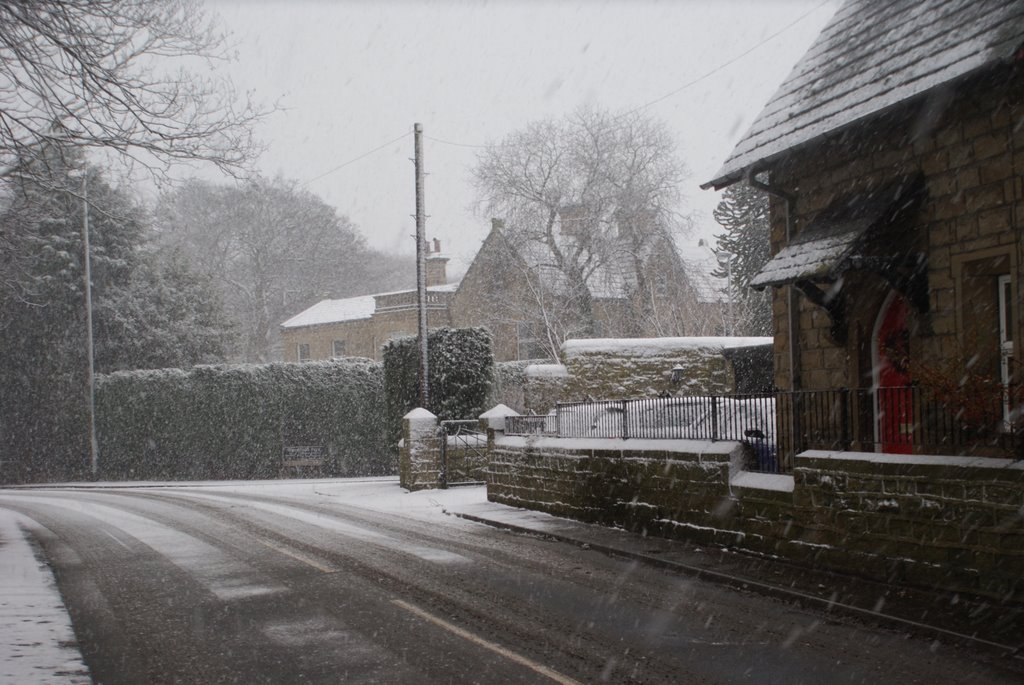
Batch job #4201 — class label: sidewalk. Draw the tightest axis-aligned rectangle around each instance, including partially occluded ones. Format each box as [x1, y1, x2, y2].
[444, 498, 1024, 657]
[0, 510, 90, 684]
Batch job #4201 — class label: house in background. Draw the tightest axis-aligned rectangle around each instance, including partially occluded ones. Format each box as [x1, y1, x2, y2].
[282, 220, 727, 363]
[703, 0, 1024, 457]
[280, 241, 455, 362]
[450, 219, 727, 361]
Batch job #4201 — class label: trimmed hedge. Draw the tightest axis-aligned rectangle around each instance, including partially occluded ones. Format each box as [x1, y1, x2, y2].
[383, 327, 493, 450]
[95, 359, 388, 480]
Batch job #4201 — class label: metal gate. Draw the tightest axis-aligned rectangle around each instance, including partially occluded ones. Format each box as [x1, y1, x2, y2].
[438, 420, 488, 487]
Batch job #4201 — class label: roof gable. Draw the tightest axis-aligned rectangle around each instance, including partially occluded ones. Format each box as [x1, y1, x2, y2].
[704, 0, 1024, 189]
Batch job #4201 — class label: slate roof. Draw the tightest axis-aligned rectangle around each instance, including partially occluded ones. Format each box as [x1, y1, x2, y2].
[704, 0, 1024, 189]
[750, 175, 922, 288]
[498, 228, 634, 300]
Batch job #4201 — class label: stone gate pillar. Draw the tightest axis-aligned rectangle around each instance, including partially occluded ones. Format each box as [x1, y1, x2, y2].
[399, 408, 441, 491]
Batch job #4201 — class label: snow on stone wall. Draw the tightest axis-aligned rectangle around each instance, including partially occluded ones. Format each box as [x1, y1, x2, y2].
[560, 337, 769, 400]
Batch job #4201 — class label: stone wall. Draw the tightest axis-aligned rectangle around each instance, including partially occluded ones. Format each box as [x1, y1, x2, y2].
[485, 428, 1024, 602]
[399, 409, 442, 491]
[791, 451, 1024, 598]
[559, 337, 771, 401]
[487, 435, 742, 544]
[400, 409, 490, 490]
[523, 364, 570, 413]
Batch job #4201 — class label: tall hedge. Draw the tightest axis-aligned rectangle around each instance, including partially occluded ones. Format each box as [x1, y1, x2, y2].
[383, 327, 493, 449]
[95, 359, 387, 480]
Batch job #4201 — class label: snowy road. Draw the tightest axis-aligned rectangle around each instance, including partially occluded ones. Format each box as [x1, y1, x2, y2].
[0, 479, 1019, 684]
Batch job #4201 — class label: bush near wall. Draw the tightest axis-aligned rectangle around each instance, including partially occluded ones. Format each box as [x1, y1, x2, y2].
[383, 327, 494, 450]
[95, 359, 387, 480]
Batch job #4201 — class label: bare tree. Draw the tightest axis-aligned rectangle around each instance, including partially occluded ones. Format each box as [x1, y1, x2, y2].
[156, 177, 411, 362]
[472, 106, 690, 340]
[0, 0, 266, 183]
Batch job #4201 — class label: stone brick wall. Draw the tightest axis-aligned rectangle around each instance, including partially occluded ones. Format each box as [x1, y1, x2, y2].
[400, 410, 490, 490]
[791, 451, 1024, 599]
[487, 436, 741, 544]
[399, 409, 442, 491]
[523, 364, 570, 413]
[485, 429, 1024, 602]
[559, 339, 769, 401]
[766, 66, 1023, 394]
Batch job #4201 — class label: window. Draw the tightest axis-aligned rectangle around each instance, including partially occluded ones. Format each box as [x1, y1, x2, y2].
[297, 343, 310, 362]
[999, 274, 1014, 425]
[955, 251, 1014, 428]
[516, 322, 547, 360]
[332, 339, 346, 358]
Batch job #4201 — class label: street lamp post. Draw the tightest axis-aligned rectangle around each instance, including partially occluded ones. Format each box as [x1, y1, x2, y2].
[80, 173, 99, 479]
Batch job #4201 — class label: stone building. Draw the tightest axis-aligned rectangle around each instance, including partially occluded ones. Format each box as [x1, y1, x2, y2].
[282, 222, 725, 363]
[703, 0, 1024, 458]
[280, 241, 455, 362]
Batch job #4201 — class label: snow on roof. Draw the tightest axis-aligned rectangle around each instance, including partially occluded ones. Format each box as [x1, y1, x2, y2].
[705, 0, 1024, 189]
[750, 175, 921, 288]
[280, 284, 460, 329]
[280, 294, 377, 328]
[562, 336, 772, 358]
[676, 244, 728, 304]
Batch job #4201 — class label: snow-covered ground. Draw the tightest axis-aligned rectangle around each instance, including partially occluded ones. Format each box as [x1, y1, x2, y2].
[0, 510, 90, 684]
[196, 476, 490, 521]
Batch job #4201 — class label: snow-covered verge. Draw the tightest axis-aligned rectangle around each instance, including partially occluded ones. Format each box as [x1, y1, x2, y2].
[189, 477, 488, 524]
[0, 509, 90, 684]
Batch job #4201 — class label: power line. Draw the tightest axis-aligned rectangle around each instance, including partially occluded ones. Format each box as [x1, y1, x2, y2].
[309, 2, 833, 160]
[302, 130, 412, 186]
[619, 0, 833, 118]
[424, 134, 496, 149]
[428, 0, 832, 147]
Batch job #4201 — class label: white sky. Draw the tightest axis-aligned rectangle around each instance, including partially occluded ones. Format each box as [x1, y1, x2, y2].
[204, 0, 838, 276]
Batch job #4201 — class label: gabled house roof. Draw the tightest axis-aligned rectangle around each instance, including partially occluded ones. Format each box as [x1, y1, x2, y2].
[280, 283, 458, 329]
[703, 0, 1024, 190]
[480, 223, 710, 302]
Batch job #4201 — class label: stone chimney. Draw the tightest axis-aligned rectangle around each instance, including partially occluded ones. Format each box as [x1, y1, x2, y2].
[559, 204, 587, 237]
[425, 237, 448, 287]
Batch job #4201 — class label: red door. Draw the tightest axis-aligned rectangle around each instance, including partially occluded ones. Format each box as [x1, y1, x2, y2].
[876, 295, 913, 453]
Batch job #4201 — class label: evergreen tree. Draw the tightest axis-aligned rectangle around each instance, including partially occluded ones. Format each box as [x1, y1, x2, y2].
[0, 148, 230, 482]
[712, 182, 772, 336]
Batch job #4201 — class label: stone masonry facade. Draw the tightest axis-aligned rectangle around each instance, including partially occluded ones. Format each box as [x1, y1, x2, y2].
[485, 431, 1024, 603]
[767, 67, 1023, 395]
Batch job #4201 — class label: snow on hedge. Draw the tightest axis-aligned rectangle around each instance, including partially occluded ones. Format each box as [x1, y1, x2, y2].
[96, 358, 388, 480]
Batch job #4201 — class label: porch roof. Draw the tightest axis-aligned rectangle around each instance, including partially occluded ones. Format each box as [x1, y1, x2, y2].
[750, 176, 921, 288]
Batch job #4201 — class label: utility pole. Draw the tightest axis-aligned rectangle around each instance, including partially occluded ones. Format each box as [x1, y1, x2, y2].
[81, 174, 99, 479]
[414, 123, 429, 408]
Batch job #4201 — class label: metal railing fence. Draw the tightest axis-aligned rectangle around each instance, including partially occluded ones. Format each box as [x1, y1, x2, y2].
[501, 386, 1020, 474]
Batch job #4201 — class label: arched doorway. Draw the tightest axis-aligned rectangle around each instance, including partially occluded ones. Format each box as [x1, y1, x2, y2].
[873, 293, 913, 453]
